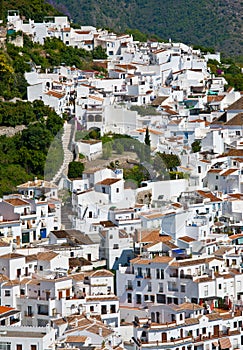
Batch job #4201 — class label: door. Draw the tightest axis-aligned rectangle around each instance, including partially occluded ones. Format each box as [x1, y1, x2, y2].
[162, 333, 167, 342]
[214, 325, 219, 336]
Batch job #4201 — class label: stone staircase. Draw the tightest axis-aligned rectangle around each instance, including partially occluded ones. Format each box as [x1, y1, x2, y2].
[51, 121, 74, 185]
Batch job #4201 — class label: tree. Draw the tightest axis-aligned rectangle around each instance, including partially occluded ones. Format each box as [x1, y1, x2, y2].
[144, 127, 151, 161]
[144, 127, 151, 148]
[68, 161, 84, 179]
[92, 45, 107, 59]
[191, 140, 201, 153]
[116, 142, 124, 155]
[102, 142, 112, 159]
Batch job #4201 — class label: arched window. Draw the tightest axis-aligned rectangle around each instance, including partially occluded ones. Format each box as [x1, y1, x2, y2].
[95, 114, 102, 122]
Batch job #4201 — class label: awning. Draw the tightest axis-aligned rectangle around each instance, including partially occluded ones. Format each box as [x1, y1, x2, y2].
[219, 338, 231, 349]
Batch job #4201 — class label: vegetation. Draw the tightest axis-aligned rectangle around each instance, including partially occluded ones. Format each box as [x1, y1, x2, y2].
[0, 101, 64, 195]
[207, 59, 243, 92]
[48, 0, 243, 56]
[3, 0, 61, 23]
[191, 140, 201, 153]
[68, 161, 84, 178]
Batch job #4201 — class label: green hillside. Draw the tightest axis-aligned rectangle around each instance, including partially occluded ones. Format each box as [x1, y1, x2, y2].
[46, 0, 243, 56]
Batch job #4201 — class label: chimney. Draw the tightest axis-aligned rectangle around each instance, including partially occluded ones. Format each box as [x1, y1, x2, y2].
[99, 327, 102, 337]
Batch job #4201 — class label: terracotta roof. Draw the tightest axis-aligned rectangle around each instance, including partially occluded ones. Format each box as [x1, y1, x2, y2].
[69, 257, 92, 268]
[170, 257, 218, 267]
[219, 338, 231, 350]
[171, 202, 182, 208]
[71, 273, 85, 282]
[228, 233, 243, 240]
[46, 90, 65, 99]
[207, 95, 225, 103]
[37, 251, 58, 261]
[226, 96, 243, 110]
[196, 190, 222, 202]
[17, 179, 57, 189]
[172, 302, 203, 311]
[152, 256, 173, 263]
[99, 220, 116, 228]
[0, 306, 14, 315]
[184, 318, 199, 325]
[96, 178, 120, 186]
[0, 253, 24, 260]
[25, 254, 37, 263]
[224, 149, 243, 157]
[65, 335, 87, 343]
[90, 269, 113, 278]
[228, 193, 243, 200]
[141, 230, 172, 243]
[130, 255, 173, 265]
[194, 276, 213, 283]
[208, 169, 221, 173]
[85, 295, 118, 302]
[151, 96, 168, 106]
[4, 198, 29, 206]
[220, 168, 238, 176]
[178, 236, 196, 243]
[225, 112, 243, 125]
[89, 95, 104, 102]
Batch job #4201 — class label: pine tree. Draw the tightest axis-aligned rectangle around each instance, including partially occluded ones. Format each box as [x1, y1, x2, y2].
[144, 127, 151, 147]
[144, 127, 151, 162]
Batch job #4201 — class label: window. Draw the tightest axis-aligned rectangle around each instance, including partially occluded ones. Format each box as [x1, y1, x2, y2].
[204, 285, 208, 296]
[147, 282, 152, 292]
[216, 175, 219, 180]
[90, 306, 94, 312]
[158, 283, 163, 292]
[137, 267, 142, 277]
[136, 294, 142, 304]
[137, 281, 141, 287]
[113, 244, 119, 249]
[218, 284, 222, 290]
[181, 285, 186, 293]
[127, 293, 132, 303]
[116, 188, 119, 193]
[101, 305, 107, 314]
[146, 268, 151, 278]
[31, 346, 37, 350]
[16, 346, 22, 350]
[156, 294, 166, 304]
[4, 290, 10, 297]
[180, 314, 183, 321]
[0, 342, 11, 350]
[156, 269, 164, 279]
[39, 266, 43, 271]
